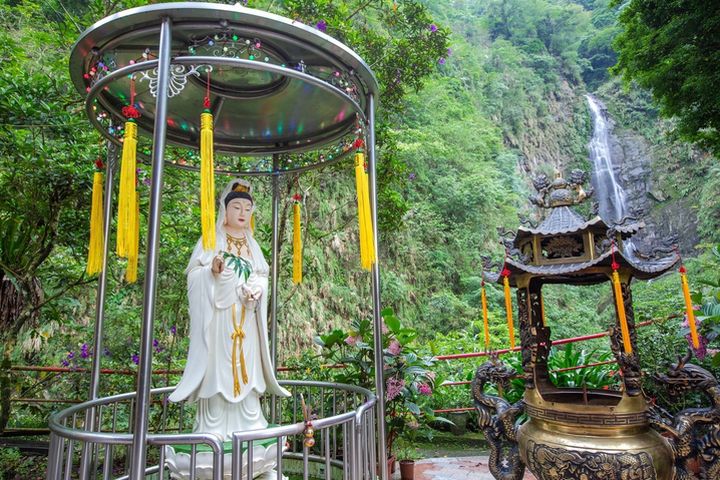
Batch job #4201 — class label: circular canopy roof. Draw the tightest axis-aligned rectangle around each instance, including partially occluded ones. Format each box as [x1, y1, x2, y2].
[69, 2, 378, 164]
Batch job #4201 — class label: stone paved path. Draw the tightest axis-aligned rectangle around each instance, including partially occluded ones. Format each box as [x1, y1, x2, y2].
[397, 456, 537, 480]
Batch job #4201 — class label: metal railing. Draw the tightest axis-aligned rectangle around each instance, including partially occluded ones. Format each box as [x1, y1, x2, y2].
[46, 380, 376, 480]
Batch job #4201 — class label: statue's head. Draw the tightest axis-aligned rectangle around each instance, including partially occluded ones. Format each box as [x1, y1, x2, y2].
[223, 180, 254, 230]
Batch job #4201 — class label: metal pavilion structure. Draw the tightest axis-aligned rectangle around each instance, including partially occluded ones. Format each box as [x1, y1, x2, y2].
[47, 3, 387, 479]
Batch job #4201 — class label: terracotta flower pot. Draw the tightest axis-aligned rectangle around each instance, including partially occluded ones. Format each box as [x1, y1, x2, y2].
[399, 459, 415, 480]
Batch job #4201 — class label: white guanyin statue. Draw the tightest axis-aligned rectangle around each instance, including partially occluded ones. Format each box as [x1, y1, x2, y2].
[165, 178, 290, 480]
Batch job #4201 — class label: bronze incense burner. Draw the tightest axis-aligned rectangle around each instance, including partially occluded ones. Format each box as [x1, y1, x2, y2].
[474, 171, 720, 480]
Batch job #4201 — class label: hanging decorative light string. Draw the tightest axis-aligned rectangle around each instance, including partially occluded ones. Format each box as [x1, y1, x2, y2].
[200, 68, 216, 251]
[117, 75, 140, 283]
[610, 240, 632, 354]
[675, 247, 700, 349]
[86, 157, 105, 275]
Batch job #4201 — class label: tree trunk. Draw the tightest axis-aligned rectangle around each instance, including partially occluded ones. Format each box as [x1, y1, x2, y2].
[0, 272, 42, 433]
[0, 273, 24, 332]
[0, 351, 11, 433]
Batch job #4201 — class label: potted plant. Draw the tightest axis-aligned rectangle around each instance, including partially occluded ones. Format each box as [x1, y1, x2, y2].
[314, 307, 443, 470]
[394, 443, 420, 480]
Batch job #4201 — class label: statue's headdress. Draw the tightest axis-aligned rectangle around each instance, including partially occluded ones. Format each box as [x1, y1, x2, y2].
[224, 179, 254, 207]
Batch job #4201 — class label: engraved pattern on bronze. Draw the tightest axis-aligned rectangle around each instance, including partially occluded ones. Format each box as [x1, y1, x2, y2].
[528, 283, 551, 387]
[541, 235, 584, 259]
[502, 236, 532, 264]
[471, 359, 526, 480]
[517, 288, 533, 388]
[595, 235, 612, 257]
[609, 280, 643, 396]
[517, 282, 552, 388]
[525, 404, 647, 426]
[525, 440, 657, 480]
[650, 350, 720, 480]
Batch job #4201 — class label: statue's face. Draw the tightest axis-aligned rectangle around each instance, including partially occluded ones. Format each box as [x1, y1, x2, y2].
[225, 198, 253, 230]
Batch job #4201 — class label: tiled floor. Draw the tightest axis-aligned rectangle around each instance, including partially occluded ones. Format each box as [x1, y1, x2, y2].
[397, 456, 537, 480]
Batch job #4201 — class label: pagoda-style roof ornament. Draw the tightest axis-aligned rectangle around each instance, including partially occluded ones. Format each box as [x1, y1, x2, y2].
[529, 169, 592, 209]
[486, 169, 677, 286]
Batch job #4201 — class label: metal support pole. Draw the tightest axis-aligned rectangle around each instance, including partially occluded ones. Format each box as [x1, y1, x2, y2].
[46, 433, 60, 480]
[79, 140, 117, 480]
[366, 94, 387, 480]
[269, 154, 281, 422]
[129, 16, 172, 480]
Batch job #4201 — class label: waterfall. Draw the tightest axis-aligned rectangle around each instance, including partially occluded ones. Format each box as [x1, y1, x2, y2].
[586, 94, 641, 258]
[586, 94, 628, 223]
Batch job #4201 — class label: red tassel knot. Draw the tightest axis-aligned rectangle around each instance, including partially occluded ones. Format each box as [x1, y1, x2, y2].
[353, 138, 365, 150]
[122, 105, 140, 119]
[501, 267, 511, 278]
[610, 240, 620, 271]
[292, 193, 302, 202]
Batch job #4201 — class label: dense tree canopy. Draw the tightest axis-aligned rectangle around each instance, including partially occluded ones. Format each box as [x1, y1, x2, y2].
[612, 0, 720, 155]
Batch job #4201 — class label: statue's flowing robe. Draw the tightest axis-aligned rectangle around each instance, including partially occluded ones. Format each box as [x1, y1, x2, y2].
[169, 234, 289, 439]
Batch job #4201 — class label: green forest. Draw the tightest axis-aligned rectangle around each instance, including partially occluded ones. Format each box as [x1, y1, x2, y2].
[1, 0, 720, 477]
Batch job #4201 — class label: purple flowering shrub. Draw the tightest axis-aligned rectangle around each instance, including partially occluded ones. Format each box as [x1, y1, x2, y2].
[314, 307, 441, 456]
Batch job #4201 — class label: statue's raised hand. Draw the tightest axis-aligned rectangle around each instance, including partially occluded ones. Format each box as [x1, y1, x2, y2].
[212, 255, 225, 275]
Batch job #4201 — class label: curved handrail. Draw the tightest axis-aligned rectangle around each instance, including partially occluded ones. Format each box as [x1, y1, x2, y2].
[49, 380, 376, 445]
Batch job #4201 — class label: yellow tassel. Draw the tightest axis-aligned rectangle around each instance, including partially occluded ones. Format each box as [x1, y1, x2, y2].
[292, 202, 303, 284]
[611, 270, 632, 354]
[125, 191, 140, 283]
[86, 171, 105, 275]
[540, 295, 546, 327]
[354, 152, 375, 270]
[361, 167, 376, 267]
[481, 284, 490, 350]
[231, 304, 249, 396]
[116, 120, 137, 258]
[355, 153, 369, 270]
[680, 271, 700, 349]
[503, 276, 515, 349]
[200, 112, 216, 251]
[250, 213, 255, 233]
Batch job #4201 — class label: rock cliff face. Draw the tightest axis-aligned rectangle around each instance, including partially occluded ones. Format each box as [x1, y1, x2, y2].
[590, 96, 699, 253]
[609, 124, 699, 253]
[508, 80, 592, 175]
